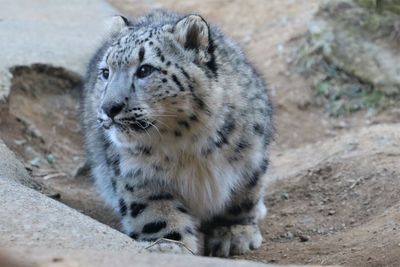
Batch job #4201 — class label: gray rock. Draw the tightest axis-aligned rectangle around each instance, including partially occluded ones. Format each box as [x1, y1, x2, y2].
[0, 142, 284, 267]
[307, 0, 400, 95]
[0, 0, 117, 101]
[0, 140, 142, 251]
[0, 248, 334, 267]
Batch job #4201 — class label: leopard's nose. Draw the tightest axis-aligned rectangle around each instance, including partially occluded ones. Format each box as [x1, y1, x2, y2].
[102, 102, 125, 119]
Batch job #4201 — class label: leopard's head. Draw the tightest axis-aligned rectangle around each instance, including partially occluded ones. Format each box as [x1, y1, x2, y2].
[94, 13, 217, 147]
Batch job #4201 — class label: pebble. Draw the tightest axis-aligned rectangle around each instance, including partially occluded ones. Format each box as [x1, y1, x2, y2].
[282, 231, 294, 240]
[299, 235, 310, 242]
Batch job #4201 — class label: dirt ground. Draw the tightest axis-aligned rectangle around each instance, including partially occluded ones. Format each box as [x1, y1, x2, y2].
[1, 0, 400, 266]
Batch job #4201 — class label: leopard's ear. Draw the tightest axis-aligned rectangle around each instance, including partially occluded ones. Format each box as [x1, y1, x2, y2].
[105, 15, 130, 37]
[174, 15, 209, 51]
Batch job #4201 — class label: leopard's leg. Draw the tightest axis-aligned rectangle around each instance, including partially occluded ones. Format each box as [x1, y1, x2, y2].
[203, 159, 268, 257]
[117, 182, 201, 254]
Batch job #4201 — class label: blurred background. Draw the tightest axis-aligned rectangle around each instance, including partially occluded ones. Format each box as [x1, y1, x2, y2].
[0, 0, 399, 266]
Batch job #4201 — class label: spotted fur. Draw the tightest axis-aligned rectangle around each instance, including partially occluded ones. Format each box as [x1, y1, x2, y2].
[81, 10, 273, 256]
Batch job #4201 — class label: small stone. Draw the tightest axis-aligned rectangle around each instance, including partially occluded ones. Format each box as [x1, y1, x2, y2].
[29, 157, 41, 167]
[14, 139, 26, 146]
[328, 210, 336, 215]
[46, 153, 55, 164]
[52, 257, 63, 262]
[285, 231, 294, 240]
[299, 235, 310, 242]
[280, 192, 289, 200]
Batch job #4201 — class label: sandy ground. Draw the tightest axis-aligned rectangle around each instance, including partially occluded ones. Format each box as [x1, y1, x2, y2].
[1, 1, 400, 266]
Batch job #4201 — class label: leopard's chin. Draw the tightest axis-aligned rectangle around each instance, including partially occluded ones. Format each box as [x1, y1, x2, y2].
[107, 124, 153, 148]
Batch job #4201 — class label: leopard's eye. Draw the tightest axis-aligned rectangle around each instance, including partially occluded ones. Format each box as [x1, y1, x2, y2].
[136, 64, 155, 79]
[101, 68, 110, 80]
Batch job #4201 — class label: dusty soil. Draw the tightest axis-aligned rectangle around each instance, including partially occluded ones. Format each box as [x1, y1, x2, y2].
[1, 1, 400, 266]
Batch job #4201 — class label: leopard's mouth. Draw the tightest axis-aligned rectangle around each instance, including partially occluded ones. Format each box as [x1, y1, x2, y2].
[125, 119, 153, 132]
[99, 118, 153, 132]
[98, 114, 155, 132]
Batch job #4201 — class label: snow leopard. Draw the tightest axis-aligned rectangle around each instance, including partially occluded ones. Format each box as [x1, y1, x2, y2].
[81, 10, 273, 257]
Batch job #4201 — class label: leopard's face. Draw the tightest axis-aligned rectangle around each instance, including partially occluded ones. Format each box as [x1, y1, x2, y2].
[95, 18, 211, 147]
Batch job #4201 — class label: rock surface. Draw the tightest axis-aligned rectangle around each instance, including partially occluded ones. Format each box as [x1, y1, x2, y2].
[307, 0, 400, 95]
[1, 249, 331, 267]
[0, 140, 142, 251]
[0, 145, 322, 267]
[0, 0, 116, 101]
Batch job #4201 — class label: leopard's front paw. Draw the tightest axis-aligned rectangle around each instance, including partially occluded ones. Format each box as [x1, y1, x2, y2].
[205, 224, 263, 257]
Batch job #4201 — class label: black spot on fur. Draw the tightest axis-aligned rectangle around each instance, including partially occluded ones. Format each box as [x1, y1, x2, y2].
[129, 232, 139, 240]
[221, 112, 235, 136]
[260, 158, 269, 173]
[138, 146, 152, 156]
[174, 130, 182, 137]
[148, 192, 173, 201]
[125, 184, 135, 192]
[247, 159, 268, 187]
[253, 123, 264, 135]
[166, 61, 171, 66]
[206, 37, 218, 77]
[235, 139, 250, 153]
[178, 120, 190, 129]
[160, 55, 165, 62]
[214, 131, 228, 148]
[189, 114, 198, 121]
[193, 97, 206, 110]
[130, 202, 147, 217]
[162, 78, 168, 83]
[152, 164, 163, 172]
[139, 47, 145, 62]
[175, 63, 190, 80]
[109, 155, 120, 176]
[119, 198, 127, 216]
[247, 170, 260, 188]
[142, 221, 167, 234]
[227, 205, 242, 216]
[130, 146, 152, 156]
[185, 227, 196, 236]
[112, 157, 121, 176]
[177, 206, 188, 214]
[201, 139, 216, 156]
[164, 231, 182, 241]
[241, 199, 255, 212]
[171, 74, 185, 91]
[126, 168, 142, 178]
[111, 179, 117, 192]
[155, 47, 162, 57]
